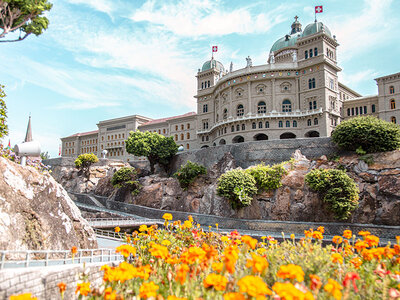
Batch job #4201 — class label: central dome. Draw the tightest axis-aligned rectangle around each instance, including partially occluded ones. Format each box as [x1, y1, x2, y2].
[201, 59, 224, 72]
[270, 32, 302, 53]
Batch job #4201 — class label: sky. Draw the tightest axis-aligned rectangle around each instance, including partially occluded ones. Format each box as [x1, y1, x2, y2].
[0, 0, 399, 157]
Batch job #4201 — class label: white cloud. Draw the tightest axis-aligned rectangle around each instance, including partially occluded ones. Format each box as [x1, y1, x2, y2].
[131, 0, 288, 37]
[67, 0, 114, 15]
[339, 69, 379, 89]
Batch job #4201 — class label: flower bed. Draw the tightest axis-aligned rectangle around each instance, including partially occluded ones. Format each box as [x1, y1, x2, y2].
[11, 214, 400, 299]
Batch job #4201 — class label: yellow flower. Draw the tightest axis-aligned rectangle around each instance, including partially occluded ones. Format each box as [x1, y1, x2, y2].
[246, 252, 269, 274]
[167, 296, 188, 300]
[350, 257, 362, 268]
[203, 273, 228, 291]
[237, 275, 272, 298]
[183, 220, 193, 229]
[290, 234, 295, 240]
[324, 279, 342, 300]
[114, 226, 120, 233]
[358, 230, 370, 237]
[241, 235, 258, 250]
[221, 236, 230, 242]
[75, 282, 90, 296]
[256, 248, 267, 255]
[331, 253, 343, 264]
[215, 223, 219, 229]
[223, 292, 246, 300]
[149, 243, 170, 260]
[161, 239, 171, 246]
[139, 281, 159, 299]
[272, 282, 314, 300]
[212, 262, 224, 273]
[277, 264, 305, 282]
[139, 224, 148, 232]
[9, 294, 37, 300]
[343, 230, 352, 239]
[162, 213, 173, 221]
[116, 244, 136, 258]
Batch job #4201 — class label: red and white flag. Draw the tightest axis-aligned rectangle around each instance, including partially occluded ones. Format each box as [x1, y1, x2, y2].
[315, 6, 323, 13]
[212, 46, 218, 52]
[59, 144, 61, 156]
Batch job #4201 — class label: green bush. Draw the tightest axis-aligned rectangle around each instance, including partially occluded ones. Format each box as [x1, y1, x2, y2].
[74, 153, 98, 177]
[174, 161, 207, 189]
[305, 168, 359, 220]
[216, 169, 257, 209]
[111, 167, 140, 194]
[332, 116, 400, 153]
[245, 162, 288, 192]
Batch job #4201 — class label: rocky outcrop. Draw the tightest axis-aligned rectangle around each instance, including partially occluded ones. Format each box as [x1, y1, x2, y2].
[121, 150, 400, 226]
[0, 157, 97, 250]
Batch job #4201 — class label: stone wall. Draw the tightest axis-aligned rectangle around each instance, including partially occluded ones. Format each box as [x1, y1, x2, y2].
[170, 137, 338, 173]
[0, 261, 108, 299]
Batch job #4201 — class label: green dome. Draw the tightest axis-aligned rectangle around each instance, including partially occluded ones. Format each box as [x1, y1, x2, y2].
[270, 32, 301, 53]
[302, 21, 331, 38]
[201, 59, 224, 72]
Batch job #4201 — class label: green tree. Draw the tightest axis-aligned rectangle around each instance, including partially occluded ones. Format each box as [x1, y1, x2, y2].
[111, 167, 140, 194]
[0, 0, 53, 43]
[40, 151, 49, 160]
[125, 131, 178, 174]
[74, 153, 98, 177]
[0, 84, 8, 139]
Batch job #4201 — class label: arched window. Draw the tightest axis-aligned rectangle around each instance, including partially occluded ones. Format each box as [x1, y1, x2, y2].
[279, 121, 283, 128]
[314, 118, 318, 125]
[286, 120, 290, 127]
[258, 122, 263, 129]
[347, 108, 350, 116]
[231, 126, 234, 132]
[309, 101, 312, 110]
[257, 101, 266, 114]
[175, 134, 178, 141]
[187, 133, 190, 139]
[390, 99, 396, 109]
[305, 50, 308, 59]
[180, 133, 184, 140]
[186, 144, 189, 149]
[282, 100, 292, 112]
[313, 100, 317, 109]
[242, 124, 245, 130]
[252, 122, 256, 129]
[236, 124, 240, 131]
[201, 82, 204, 89]
[265, 121, 269, 128]
[391, 116, 397, 124]
[314, 47, 318, 56]
[372, 104, 376, 113]
[237, 104, 244, 116]
[223, 108, 228, 119]
[390, 86, 395, 94]
[224, 127, 227, 134]
[208, 80, 210, 87]
[216, 114, 219, 122]
[309, 49, 313, 57]
[203, 104, 208, 113]
[308, 78, 316, 89]
[293, 120, 297, 127]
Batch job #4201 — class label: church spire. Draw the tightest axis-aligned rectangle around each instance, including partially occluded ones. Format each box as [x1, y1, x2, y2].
[24, 115, 32, 142]
[291, 16, 302, 34]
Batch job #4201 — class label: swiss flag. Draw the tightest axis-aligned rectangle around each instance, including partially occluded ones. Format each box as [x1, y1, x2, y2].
[315, 6, 323, 13]
[212, 46, 218, 52]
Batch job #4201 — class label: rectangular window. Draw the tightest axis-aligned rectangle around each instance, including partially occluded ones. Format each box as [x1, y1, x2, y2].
[309, 49, 313, 58]
[364, 106, 367, 114]
[351, 107, 354, 115]
[355, 107, 359, 115]
[313, 101, 317, 109]
[372, 104, 376, 113]
[347, 108, 350, 116]
[203, 104, 208, 113]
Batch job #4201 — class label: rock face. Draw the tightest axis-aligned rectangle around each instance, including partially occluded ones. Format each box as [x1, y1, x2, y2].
[0, 157, 97, 250]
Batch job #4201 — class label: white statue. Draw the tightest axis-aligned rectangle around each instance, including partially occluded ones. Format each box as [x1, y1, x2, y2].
[101, 149, 108, 159]
[230, 61, 233, 72]
[292, 51, 297, 62]
[269, 51, 275, 64]
[246, 56, 252, 67]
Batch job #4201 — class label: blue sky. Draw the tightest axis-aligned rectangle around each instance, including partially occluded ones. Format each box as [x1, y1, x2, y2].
[1, 0, 399, 157]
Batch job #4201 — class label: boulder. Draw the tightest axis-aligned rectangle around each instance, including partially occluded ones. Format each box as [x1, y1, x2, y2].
[0, 157, 97, 250]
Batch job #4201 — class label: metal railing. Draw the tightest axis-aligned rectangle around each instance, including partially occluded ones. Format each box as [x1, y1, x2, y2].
[94, 228, 124, 240]
[87, 218, 164, 228]
[0, 248, 123, 269]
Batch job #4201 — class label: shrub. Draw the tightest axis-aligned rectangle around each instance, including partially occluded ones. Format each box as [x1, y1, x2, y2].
[111, 167, 140, 194]
[305, 168, 359, 220]
[74, 153, 98, 177]
[331, 116, 400, 153]
[174, 161, 207, 189]
[245, 162, 288, 192]
[217, 169, 257, 209]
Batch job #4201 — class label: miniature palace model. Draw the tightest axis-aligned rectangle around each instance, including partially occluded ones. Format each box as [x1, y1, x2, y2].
[61, 17, 400, 163]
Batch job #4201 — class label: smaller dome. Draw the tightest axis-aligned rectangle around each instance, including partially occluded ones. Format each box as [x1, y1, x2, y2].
[302, 21, 331, 38]
[201, 59, 224, 72]
[270, 32, 301, 53]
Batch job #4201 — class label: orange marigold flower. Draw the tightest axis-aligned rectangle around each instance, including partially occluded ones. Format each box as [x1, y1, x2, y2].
[183, 220, 193, 229]
[304, 230, 312, 238]
[343, 230, 352, 239]
[116, 244, 136, 258]
[104, 287, 118, 300]
[203, 273, 228, 291]
[350, 257, 362, 268]
[317, 226, 325, 233]
[223, 292, 246, 300]
[223, 245, 239, 274]
[354, 240, 368, 252]
[176, 264, 190, 284]
[212, 262, 224, 273]
[114, 226, 120, 233]
[331, 253, 344, 264]
[246, 252, 269, 274]
[237, 275, 272, 298]
[309, 274, 322, 291]
[365, 235, 379, 247]
[139, 224, 148, 232]
[9, 294, 37, 300]
[57, 282, 66, 293]
[180, 246, 206, 264]
[277, 264, 305, 282]
[162, 213, 173, 221]
[324, 279, 342, 300]
[149, 243, 169, 260]
[241, 235, 258, 250]
[332, 236, 343, 244]
[71, 246, 77, 254]
[358, 230, 370, 237]
[272, 282, 314, 300]
[312, 231, 323, 240]
[139, 281, 159, 299]
[75, 282, 90, 296]
[167, 296, 188, 300]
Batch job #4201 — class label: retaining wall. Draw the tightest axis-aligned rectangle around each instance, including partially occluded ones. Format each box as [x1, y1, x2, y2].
[0, 261, 108, 299]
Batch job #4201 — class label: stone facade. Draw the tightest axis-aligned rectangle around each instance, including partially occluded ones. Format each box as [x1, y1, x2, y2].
[60, 17, 400, 163]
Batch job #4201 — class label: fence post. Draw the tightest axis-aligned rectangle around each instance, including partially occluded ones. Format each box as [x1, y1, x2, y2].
[45, 252, 49, 266]
[26, 251, 30, 268]
[64, 252, 68, 264]
[0, 252, 5, 269]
